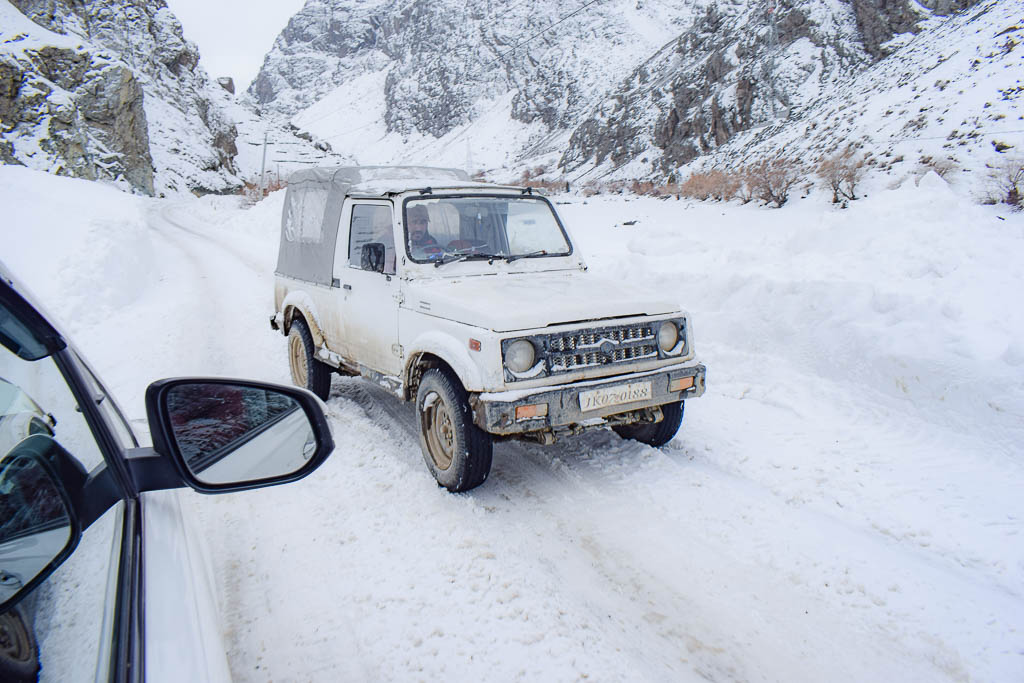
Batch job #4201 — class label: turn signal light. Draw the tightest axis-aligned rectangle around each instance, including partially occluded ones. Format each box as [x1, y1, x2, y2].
[515, 403, 548, 421]
[669, 376, 694, 393]
[469, 338, 481, 352]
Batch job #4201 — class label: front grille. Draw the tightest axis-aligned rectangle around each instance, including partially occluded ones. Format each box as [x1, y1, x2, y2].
[545, 323, 658, 374]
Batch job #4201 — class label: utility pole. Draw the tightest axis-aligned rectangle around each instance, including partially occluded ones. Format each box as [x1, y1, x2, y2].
[766, 0, 783, 120]
[259, 132, 269, 195]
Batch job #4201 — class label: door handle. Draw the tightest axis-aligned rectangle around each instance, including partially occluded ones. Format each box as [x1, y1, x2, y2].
[343, 284, 352, 291]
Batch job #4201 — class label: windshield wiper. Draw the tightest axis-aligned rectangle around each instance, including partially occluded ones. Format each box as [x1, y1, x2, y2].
[504, 250, 547, 263]
[433, 252, 505, 268]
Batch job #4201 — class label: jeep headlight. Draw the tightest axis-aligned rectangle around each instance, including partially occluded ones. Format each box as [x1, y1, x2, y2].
[505, 340, 536, 373]
[657, 321, 680, 353]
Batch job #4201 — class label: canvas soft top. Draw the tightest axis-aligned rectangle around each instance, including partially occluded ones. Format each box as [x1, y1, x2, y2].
[277, 166, 478, 285]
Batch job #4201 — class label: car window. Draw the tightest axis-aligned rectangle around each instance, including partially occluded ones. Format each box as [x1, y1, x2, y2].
[0, 351, 103, 472]
[0, 312, 122, 682]
[283, 186, 330, 243]
[404, 196, 569, 262]
[348, 204, 395, 275]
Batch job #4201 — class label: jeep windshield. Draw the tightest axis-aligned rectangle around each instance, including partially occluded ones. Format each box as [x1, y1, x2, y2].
[404, 195, 572, 264]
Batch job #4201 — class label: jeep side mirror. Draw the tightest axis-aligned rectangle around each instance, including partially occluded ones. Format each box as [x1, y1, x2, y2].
[145, 379, 334, 493]
[361, 242, 386, 273]
[0, 441, 80, 613]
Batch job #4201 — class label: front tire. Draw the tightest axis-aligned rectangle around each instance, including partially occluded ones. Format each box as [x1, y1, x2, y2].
[416, 368, 493, 492]
[613, 400, 684, 447]
[0, 606, 40, 683]
[287, 317, 331, 401]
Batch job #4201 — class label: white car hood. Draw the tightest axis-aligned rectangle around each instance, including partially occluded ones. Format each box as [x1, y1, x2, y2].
[404, 271, 680, 332]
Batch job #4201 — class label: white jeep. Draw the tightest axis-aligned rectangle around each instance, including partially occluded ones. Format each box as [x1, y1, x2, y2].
[270, 166, 706, 491]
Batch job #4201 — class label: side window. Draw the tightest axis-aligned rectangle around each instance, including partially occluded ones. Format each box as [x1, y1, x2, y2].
[348, 204, 395, 275]
[0, 345, 121, 681]
[284, 186, 330, 243]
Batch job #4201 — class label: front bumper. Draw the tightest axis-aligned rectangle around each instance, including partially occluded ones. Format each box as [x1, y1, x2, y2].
[470, 362, 706, 436]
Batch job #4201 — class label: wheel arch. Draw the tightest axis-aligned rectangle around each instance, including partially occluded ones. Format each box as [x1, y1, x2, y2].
[403, 333, 483, 401]
[280, 291, 327, 349]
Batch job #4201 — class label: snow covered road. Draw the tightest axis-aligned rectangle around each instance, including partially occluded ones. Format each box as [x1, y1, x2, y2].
[3, 166, 1022, 681]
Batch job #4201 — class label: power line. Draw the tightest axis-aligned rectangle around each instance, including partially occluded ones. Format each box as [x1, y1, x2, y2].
[478, 0, 607, 72]
[886, 128, 1024, 143]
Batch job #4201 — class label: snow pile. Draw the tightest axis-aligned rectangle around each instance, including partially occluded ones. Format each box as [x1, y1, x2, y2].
[2, 165, 1023, 681]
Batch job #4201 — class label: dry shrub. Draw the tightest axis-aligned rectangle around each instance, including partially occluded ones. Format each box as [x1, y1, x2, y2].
[709, 170, 741, 201]
[630, 180, 657, 195]
[680, 172, 713, 200]
[517, 164, 567, 193]
[746, 158, 802, 207]
[677, 169, 743, 201]
[817, 149, 865, 203]
[656, 182, 683, 199]
[240, 176, 286, 206]
[521, 178, 566, 193]
[918, 155, 957, 180]
[989, 156, 1024, 209]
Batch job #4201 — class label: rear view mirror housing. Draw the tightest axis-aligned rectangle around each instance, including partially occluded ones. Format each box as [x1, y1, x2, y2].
[145, 378, 335, 494]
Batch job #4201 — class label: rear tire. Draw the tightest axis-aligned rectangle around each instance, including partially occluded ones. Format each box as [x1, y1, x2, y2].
[612, 400, 684, 447]
[287, 317, 331, 401]
[0, 606, 40, 683]
[416, 368, 493, 492]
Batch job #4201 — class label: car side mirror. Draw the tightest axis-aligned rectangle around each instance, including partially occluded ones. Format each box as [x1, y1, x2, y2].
[361, 242, 386, 273]
[0, 439, 81, 613]
[145, 379, 334, 493]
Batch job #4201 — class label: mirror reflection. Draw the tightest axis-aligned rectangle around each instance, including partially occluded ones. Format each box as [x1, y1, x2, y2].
[167, 383, 317, 485]
[0, 453, 72, 604]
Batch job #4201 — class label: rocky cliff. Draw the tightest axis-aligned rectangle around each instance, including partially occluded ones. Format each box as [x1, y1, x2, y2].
[1, 0, 242, 194]
[249, 0, 985, 180]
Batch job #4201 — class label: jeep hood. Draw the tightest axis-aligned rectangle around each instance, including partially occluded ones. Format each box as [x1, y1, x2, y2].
[405, 271, 680, 332]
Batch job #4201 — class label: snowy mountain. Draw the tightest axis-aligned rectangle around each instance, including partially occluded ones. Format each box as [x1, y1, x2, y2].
[248, 0, 1001, 181]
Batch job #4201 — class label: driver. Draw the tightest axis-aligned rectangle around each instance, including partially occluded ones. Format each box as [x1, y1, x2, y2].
[407, 206, 438, 250]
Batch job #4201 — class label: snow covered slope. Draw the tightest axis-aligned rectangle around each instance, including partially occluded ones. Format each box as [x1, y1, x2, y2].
[3, 165, 1022, 680]
[668, 0, 1024, 198]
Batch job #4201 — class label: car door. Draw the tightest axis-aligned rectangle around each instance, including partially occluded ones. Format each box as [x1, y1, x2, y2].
[0, 316, 130, 682]
[1, 270, 335, 683]
[334, 200, 402, 377]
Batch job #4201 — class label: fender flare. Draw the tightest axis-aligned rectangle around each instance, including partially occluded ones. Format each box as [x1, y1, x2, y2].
[280, 290, 327, 349]
[403, 331, 484, 397]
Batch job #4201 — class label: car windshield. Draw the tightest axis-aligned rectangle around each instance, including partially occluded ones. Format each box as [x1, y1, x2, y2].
[404, 196, 571, 263]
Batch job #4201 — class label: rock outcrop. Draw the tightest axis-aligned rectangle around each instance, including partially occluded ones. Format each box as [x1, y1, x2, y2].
[1, 17, 154, 192]
[3, 0, 242, 194]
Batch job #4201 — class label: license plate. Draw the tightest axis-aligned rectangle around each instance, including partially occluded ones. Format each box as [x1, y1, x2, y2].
[579, 381, 652, 412]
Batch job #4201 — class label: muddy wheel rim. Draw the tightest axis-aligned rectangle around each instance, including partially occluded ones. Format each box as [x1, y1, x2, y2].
[0, 612, 31, 663]
[422, 390, 455, 470]
[289, 333, 308, 387]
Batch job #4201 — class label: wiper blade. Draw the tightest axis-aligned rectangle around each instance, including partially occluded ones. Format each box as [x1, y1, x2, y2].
[433, 252, 504, 268]
[504, 250, 547, 263]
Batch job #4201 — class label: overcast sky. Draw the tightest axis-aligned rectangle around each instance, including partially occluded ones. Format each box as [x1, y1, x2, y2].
[164, 0, 307, 91]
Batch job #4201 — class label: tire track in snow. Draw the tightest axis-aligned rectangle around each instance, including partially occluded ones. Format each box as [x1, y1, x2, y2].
[145, 202, 285, 383]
